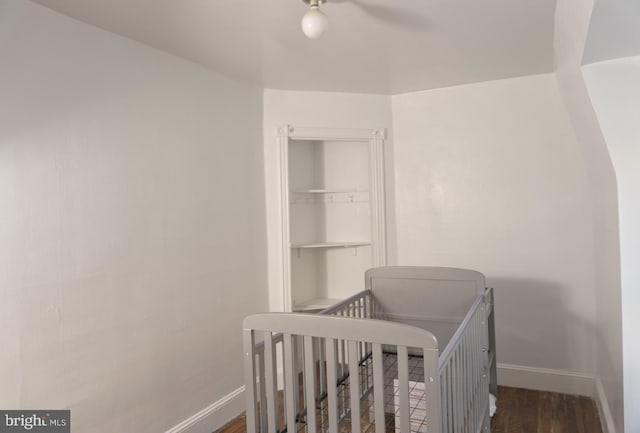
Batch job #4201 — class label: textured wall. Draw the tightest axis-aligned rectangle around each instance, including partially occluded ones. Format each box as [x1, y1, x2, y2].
[583, 56, 640, 433]
[391, 74, 597, 374]
[554, 0, 624, 429]
[0, 1, 268, 431]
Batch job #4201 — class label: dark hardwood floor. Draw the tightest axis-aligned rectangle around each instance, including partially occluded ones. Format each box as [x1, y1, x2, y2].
[491, 386, 602, 433]
[215, 386, 603, 433]
[216, 414, 248, 433]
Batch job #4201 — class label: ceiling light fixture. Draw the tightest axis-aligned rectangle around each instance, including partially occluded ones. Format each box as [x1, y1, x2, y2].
[301, 0, 328, 40]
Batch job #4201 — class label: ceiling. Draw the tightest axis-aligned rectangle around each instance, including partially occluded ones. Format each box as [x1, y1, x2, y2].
[34, 0, 558, 94]
[583, 0, 640, 66]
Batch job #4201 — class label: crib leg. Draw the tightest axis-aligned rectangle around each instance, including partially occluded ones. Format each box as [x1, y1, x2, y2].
[487, 294, 498, 397]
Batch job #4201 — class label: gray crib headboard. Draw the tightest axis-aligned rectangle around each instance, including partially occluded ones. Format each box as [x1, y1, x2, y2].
[365, 266, 486, 322]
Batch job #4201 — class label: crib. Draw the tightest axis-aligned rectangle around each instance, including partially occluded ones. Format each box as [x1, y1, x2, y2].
[243, 266, 497, 433]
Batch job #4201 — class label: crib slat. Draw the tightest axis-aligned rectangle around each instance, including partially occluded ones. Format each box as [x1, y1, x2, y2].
[284, 334, 297, 433]
[340, 337, 347, 416]
[467, 337, 471, 433]
[468, 336, 472, 433]
[460, 343, 465, 433]
[451, 352, 457, 432]
[304, 336, 317, 433]
[363, 295, 369, 319]
[325, 339, 339, 433]
[243, 330, 258, 433]
[293, 336, 301, 416]
[477, 311, 482, 427]
[445, 369, 449, 433]
[475, 312, 481, 427]
[264, 332, 279, 433]
[348, 341, 361, 433]
[258, 350, 268, 433]
[459, 349, 463, 432]
[455, 348, 461, 433]
[318, 338, 327, 433]
[397, 346, 410, 433]
[468, 335, 472, 432]
[449, 363, 454, 433]
[469, 322, 474, 431]
[372, 344, 385, 433]
[473, 310, 484, 422]
[471, 316, 477, 430]
[463, 336, 468, 433]
[444, 363, 450, 433]
[423, 348, 440, 433]
[459, 344, 464, 433]
[460, 347, 465, 432]
[442, 365, 447, 433]
[440, 367, 444, 433]
[471, 312, 484, 422]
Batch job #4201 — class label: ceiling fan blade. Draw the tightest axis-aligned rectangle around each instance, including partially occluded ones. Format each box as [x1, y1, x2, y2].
[329, 0, 430, 30]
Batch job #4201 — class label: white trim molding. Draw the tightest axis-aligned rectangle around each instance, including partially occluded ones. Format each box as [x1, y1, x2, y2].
[594, 377, 616, 433]
[497, 363, 595, 397]
[165, 386, 245, 433]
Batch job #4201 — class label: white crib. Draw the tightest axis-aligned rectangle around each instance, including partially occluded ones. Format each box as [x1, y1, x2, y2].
[243, 266, 497, 433]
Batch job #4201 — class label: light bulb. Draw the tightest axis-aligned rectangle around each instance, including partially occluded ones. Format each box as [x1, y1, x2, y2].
[301, 5, 328, 39]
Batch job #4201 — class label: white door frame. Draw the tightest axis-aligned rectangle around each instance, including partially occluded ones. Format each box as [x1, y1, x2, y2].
[276, 125, 387, 312]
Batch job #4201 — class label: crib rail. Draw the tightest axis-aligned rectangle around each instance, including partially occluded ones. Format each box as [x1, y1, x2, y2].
[244, 314, 440, 433]
[320, 290, 381, 319]
[437, 294, 490, 433]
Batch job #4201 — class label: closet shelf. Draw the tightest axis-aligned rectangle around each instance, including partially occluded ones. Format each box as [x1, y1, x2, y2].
[290, 242, 371, 249]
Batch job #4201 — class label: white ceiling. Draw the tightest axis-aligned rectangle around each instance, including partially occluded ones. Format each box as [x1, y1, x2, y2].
[34, 0, 557, 94]
[583, 0, 640, 65]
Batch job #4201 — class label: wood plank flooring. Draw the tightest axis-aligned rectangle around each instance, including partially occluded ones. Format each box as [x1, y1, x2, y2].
[491, 386, 602, 433]
[215, 386, 603, 433]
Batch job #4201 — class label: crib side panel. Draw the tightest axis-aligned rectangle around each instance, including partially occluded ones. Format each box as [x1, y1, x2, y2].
[243, 313, 441, 433]
[437, 296, 490, 433]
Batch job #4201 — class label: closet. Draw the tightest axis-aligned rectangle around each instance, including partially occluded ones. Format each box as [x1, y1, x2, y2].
[277, 126, 386, 311]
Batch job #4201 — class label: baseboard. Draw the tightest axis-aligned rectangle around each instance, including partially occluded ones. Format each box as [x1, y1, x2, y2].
[497, 363, 595, 397]
[165, 386, 245, 433]
[594, 377, 616, 433]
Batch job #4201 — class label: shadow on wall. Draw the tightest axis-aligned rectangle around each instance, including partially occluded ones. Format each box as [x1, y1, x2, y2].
[488, 277, 597, 374]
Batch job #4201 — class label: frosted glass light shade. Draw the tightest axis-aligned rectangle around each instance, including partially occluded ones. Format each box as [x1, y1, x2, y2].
[301, 6, 328, 39]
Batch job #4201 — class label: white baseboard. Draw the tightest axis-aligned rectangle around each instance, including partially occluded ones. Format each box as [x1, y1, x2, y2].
[497, 363, 595, 397]
[594, 377, 616, 433]
[165, 386, 245, 433]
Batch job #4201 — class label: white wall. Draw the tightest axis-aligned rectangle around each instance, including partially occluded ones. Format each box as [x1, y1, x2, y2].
[262, 89, 394, 311]
[583, 56, 640, 433]
[391, 74, 598, 375]
[554, 1, 624, 430]
[0, 1, 267, 432]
